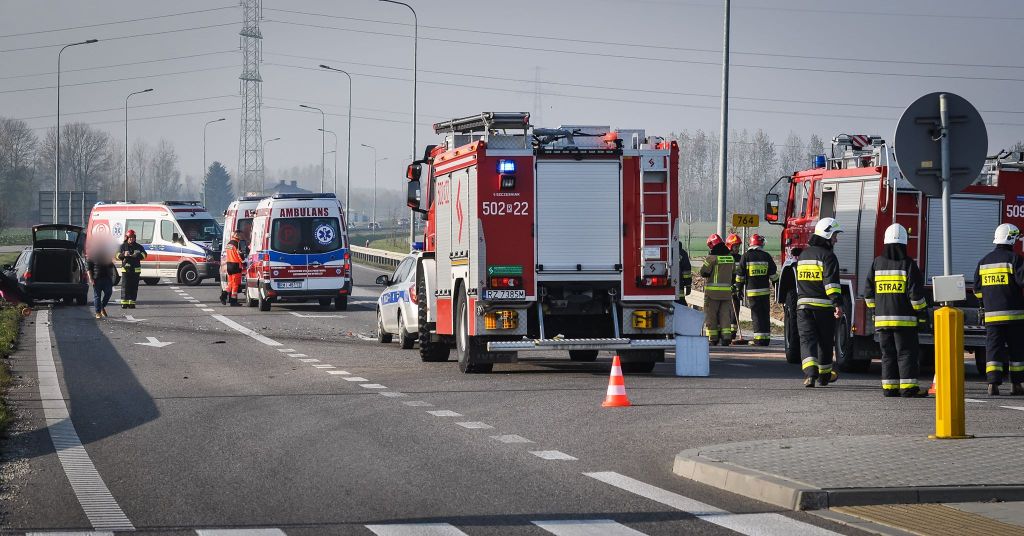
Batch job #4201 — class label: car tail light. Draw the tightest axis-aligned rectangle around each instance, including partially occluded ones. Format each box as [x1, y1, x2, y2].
[22, 271, 31, 282]
[640, 275, 670, 287]
[490, 276, 520, 288]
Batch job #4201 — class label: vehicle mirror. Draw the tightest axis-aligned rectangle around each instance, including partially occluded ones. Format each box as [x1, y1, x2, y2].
[375, 274, 390, 286]
[407, 180, 423, 212]
[406, 162, 422, 181]
[764, 193, 781, 224]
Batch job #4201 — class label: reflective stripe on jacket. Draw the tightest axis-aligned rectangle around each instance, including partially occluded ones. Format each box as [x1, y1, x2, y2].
[736, 247, 778, 298]
[700, 255, 735, 300]
[974, 246, 1024, 325]
[795, 245, 841, 309]
[864, 257, 926, 329]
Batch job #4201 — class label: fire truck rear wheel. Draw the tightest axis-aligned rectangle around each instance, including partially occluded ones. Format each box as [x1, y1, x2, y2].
[569, 350, 599, 362]
[456, 291, 492, 374]
[417, 269, 449, 362]
[783, 290, 801, 364]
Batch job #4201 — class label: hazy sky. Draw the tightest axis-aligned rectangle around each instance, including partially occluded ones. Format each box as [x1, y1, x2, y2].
[2, 0, 1022, 198]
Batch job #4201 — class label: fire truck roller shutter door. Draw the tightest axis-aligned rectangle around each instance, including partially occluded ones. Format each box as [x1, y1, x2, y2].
[535, 161, 622, 272]
[926, 197, 1001, 283]
[829, 179, 879, 295]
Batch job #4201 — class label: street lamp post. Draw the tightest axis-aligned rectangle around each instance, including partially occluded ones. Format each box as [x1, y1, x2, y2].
[318, 64, 353, 225]
[202, 117, 226, 206]
[379, 0, 417, 245]
[261, 137, 281, 194]
[124, 88, 153, 202]
[300, 104, 326, 193]
[361, 144, 389, 229]
[55, 38, 98, 223]
[319, 128, 338, 196]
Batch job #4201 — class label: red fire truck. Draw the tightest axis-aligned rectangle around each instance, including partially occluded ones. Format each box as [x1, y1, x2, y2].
[404, 112, 679, 373]
[764, 134, 1024, 375]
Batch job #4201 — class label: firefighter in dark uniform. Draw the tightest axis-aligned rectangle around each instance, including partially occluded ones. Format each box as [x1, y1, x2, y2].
[677, 241, 692, 305]
[725, 233, 743, 343]
[736, 233, 778, 346]
[116, 229, 147, 309]
[974, 223, 1024, 396]
[700, 234, 736, 345]
[865, 224, 928, 397]
[221, 232, 245, 306]
[796, 217, 843, 387]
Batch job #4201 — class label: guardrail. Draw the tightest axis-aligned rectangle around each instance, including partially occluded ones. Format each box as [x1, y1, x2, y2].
[350, 245, 406, 269]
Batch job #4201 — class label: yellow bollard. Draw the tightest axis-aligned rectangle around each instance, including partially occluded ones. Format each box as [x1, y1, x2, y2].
[930, 306, 973, 439]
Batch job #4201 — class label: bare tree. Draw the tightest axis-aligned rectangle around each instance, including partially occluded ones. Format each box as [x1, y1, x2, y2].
[148, 139, 181, 201]
[0, 118, 39, 227]
[129, 140, 150, 201]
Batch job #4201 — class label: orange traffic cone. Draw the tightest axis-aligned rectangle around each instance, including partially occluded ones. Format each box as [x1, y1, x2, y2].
[927, 374, 937, 395]
[602, 355, 632, 407]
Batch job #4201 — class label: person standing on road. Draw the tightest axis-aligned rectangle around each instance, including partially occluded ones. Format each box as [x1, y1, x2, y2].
[796, 218, 843, 387]
[221, 232, 245, 307]
[116, 229, 147, 309]
[677, 240, 692, 305]
[973, 223, 1024, 396]
[865, 224, 928, 397]
[701, 234, 737, 346]
[87, 248, 117, 319]
[736, 233, 778, 346]
[725, 233, 743, 343]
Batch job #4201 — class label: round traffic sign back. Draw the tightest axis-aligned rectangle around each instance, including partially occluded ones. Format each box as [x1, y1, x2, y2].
[893, 92, 988, 198]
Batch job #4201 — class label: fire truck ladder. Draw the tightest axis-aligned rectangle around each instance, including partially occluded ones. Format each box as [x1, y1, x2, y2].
[639, 168, 671, 276]
[432, 112, 531, 135]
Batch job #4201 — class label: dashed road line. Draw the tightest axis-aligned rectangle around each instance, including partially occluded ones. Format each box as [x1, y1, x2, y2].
[34, 310, 134, 531]
[361, 384, 387, 389]
[343, 376, 369, 382]
[327, 370, 350, 375]
[1000, 406, 1024, 411]
[966, 398, 987, 403]
[202, 308, 215, 312]
[366, 524, 469, 536]
[196, 529, 287, 535]
[404, 401, 433, 407]
[533, 519, 647, 536]
[379, 391, 406, 397]
[427, 410, 463, 417]
[289, 353, 308, 357]
[211, 314, 282, 347]
[277, 348, 296, 353]
[530, 450, 577, 461]
[298, 358, 319, 362]
[312, 364, 334, 369]
[491, 434, 533, 444]
[585, 471, 839, 535]
[456, 421, 493, 429]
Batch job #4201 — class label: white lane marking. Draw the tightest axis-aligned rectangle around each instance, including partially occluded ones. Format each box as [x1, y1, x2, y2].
[343, 377, 369, 382]
[728, 363, 753, 368]
[456, 422, 493, 430]
[194, 303, 206, 307]
[1000, 406, 1024, 411]
[27, 532, 114, 535]
[379, 391, 406, 397]
[116, 315, 146, 323]
[404, 401, 433, 407]
[585, 471, 839, 535]
[202, 308, 215, 312]
[289, 353, 308, 358]
[366, 524, 469, 536]
[289, 311, 346, 318]
[312, 364, 335, 369]
[427, 410, 463, 417]
[530, 450, 577, 461]
[361, 384, 387, 389]
[35, 310, 135, 531]
[298, 358, 319, 362]
[196, 530, 287, 536]
[211, 314, 282, 347]
[966, 398, 987, 403]
[277, 348, 296, 353]
[135, 336, 174, 348]
[533, 519, 646, 536]
[491, 434, 533, 444]
[327, 370, 351, 375]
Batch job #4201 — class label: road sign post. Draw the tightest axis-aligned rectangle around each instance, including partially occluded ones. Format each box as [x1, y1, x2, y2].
[895, 92, 987, 440]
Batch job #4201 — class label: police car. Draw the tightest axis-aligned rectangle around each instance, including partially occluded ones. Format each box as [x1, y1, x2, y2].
[375, 251, 421, 349]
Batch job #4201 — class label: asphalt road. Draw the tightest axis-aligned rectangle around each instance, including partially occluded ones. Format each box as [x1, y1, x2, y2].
[2, 263, 1021, 535]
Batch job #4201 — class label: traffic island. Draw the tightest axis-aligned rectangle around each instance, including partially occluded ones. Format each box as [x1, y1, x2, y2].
[673, 435, 1024, 511]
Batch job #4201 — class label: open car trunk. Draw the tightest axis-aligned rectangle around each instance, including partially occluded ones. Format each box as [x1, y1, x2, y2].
[32, 249, 83, 283]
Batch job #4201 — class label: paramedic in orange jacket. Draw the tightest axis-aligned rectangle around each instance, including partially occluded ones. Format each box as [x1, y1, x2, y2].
[221, 232, 245, 306]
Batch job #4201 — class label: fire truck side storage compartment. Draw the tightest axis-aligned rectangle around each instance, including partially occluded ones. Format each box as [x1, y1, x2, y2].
[925, 196, 1000, 283]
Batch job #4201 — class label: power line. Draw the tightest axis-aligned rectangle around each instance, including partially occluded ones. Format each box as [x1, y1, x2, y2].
[27, 106, 238, 131]
[588, 0, 1024, 21]
[0, 6, 238, 39]
[0, 50, 236, 81]
[0, 22, 237, 54]
[263, 7, 1024, 71]
[0, 64, 237, 95]
[13, 95, 237, 121]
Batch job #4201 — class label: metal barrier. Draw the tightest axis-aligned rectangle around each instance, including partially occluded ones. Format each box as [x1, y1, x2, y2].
[350, 245, 406, 269]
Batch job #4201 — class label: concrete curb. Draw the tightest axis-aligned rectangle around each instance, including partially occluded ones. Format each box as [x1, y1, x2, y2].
[673, 449, 1024, 511]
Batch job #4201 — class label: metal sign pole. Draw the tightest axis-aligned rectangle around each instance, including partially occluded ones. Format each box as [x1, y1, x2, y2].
[939, 93, 952, 277]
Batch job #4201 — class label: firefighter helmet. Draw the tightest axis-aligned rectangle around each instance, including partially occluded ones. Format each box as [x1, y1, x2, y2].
[883, 224, 908, 245]
[706, 233, 724, 250]
[994, 223, 1021, 245]
[749, 233, 765, 247]
[124, 229, 136, 239]
[813, 217, 842, 239]
[725, 233, 741, 249]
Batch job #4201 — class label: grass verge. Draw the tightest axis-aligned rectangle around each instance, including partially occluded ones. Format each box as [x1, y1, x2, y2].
[0, 304, 26, 434]
[0, 252, 20, 267]
[368, 237, 411, 254]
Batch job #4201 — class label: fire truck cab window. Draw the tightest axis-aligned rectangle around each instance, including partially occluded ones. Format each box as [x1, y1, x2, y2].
[794, 181, 810, 218]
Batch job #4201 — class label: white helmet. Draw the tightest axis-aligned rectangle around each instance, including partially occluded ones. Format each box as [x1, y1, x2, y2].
[883, 223, 908, 245]
[814, 217, 842, 239]
[994, 223, 1021, 245]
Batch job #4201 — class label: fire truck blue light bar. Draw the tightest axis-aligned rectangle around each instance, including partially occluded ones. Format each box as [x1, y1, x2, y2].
[497, 160, 516, 174]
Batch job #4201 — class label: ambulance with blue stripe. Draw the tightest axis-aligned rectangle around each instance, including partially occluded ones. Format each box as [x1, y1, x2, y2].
[86, 201, 221, 286]
[246, 193, 351, 311]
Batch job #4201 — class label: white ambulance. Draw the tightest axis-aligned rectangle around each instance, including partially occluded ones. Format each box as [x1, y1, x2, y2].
[86, 201, 221, 286]
[246, 193, 351, 311]
[220, 196, 265, 292]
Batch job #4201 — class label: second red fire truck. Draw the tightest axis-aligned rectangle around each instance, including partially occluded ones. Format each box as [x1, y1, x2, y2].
[765, 134, 1024, 375]
[404, 112, 680, 373]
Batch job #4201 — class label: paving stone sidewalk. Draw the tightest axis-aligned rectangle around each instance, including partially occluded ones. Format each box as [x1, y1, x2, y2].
[673, 435, 1024, 510]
